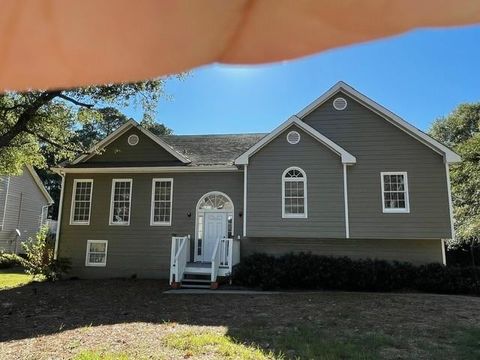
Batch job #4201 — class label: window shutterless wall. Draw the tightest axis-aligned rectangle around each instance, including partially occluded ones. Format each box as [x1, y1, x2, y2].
[57, 172, 243, 278]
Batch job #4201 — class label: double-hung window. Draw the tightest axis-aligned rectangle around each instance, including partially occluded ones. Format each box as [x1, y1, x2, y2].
[282, 167, 307, 218]
[150, 178, 173, 226]
[85, 240, 108, 266]
[381, 172, 410, 213]
[70, 179, 93, 225]
[109, 179, 133, 225]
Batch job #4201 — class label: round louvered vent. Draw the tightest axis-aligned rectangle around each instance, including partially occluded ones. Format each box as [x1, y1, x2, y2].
[286, 131, 301, 144]
[333, 97, 348, 111]
[128, 134, 139, 146]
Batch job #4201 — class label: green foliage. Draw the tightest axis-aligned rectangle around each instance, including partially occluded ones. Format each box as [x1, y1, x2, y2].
[0, 77, 182, 176]
[429, 103, 480, 247]
[0, 251, 22, 269]
[233, 253, 480, 295]
[19, 225, 70, 281]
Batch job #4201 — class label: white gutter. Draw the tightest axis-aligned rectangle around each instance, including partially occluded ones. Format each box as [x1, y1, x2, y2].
[52, 165, 240, 174]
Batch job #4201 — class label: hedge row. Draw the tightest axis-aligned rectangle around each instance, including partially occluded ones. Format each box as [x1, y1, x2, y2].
[232, 253, 480, 295]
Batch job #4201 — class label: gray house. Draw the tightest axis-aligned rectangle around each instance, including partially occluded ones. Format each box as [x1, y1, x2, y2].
[0, 165, 54, 253]
[53, 82, 460, 288]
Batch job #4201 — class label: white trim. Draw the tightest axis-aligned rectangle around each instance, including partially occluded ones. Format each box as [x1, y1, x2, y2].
[127, 134, 139, 146]
[150, 178, 173, 226]
[333, 97, 348, 111]
[194, 191, 234, 262]
[380, 171, 410, 214]
[243, 164, 247, 237]
[85, 239, 108, 267]
[445, 162, 455, 240]
[282, 167, 308, 219]
[71, 119, 190, 165]
[69, 179, 94, 225]
[441, 239, 447, 265]
[26, 165, 54, 204]
[109, 178, 133, 226]
[1, 176, 10, 230]
[343, 164, 350, 238]
[54, 174, 65, 259]
[296, 81, 461, 164]
[235, 116, 356, 165]
[286, 130, 301, 145]
[52, 165, 239, 174]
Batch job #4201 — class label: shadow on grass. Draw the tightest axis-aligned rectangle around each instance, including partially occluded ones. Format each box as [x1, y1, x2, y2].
[1, 279, 480, 359]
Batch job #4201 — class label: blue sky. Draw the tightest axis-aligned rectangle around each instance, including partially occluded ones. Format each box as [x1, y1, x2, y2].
[124, 25, 480, 135]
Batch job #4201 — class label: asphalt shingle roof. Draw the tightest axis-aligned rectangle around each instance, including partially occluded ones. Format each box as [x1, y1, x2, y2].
[160, 133, 266, 166]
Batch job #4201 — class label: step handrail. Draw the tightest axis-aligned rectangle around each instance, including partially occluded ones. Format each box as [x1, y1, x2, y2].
[210, 237, 222, 282]
[170, 236, 188, 284]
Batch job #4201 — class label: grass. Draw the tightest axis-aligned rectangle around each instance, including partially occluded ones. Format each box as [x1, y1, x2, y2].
[163, 329, 277, 359]
[74, 351, 130, 360]
[0, 268, 33, 289]
[2, 279, 480, 359]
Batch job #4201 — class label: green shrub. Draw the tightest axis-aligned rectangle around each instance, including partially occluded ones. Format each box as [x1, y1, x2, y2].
[0, 252, 22, 269]
[232, 252, 480, 295]
[19, 225, 71, 281]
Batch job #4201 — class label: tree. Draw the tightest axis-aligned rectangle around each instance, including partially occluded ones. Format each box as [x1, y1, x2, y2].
[429, 103, 480, 247]
[0, 77, 181, 175]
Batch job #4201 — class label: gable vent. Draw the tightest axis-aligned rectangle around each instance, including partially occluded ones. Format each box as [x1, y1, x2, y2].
[286, 131, 301, 145]
[128, 134, 139, 146]
[333, 97, 348, 111]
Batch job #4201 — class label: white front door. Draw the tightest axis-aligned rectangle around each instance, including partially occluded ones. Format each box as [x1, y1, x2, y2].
[203, 212, 227, 261]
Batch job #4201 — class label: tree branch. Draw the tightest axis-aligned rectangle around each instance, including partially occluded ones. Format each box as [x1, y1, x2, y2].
[58, 94, 94, 108]
[0, 91, 61, 148]
[24, 128, 86, 154]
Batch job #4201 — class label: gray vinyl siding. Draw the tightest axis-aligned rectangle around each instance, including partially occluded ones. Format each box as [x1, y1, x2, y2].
[58, 171, 243, 278]
[241, 237, 443, 265]
[86, 128, 181, 164]
[0, 167, 50, 252]
[302, 92, 451, 239]
[246, 125, 345, 238]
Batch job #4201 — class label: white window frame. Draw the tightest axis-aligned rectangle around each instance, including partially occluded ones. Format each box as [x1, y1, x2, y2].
[70, 179, 93, 225]
[150, 178, 173, 226]
[85, 240, 108, 267]
[109, 178, 133, 226]
[381, 171, 410, 213]
[282, 166, 308, 219]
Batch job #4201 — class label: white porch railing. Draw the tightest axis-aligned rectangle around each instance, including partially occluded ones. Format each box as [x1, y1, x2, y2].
[170, 236, 189, 284]
[211, 237, 241, 282]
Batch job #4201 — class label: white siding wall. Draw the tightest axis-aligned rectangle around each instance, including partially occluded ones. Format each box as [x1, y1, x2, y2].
[0, 167, 50, 253]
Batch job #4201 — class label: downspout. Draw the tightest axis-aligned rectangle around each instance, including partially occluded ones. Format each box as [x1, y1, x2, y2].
[54, 172, 66, 260]
[1, 176, 10, 230]
[243, 164, 248, 237]
[14, 193, 23, 254]
[343, 164, 350, 238]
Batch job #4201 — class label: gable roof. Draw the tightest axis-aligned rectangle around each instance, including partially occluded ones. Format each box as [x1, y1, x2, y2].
[235, 116, 357, 165]
[161, 133, 266, 166]
[25, 165, 54, 204]
[296, 81, 461, 164]
[71, 120, 191, 165]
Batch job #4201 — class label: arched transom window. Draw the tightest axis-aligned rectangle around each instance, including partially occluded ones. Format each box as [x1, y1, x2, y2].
[197, 193, 234, 211]
[282, 167, 307, 218]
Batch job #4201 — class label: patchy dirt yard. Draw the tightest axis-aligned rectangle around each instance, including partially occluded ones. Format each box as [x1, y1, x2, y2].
[1, 279, 480, 359]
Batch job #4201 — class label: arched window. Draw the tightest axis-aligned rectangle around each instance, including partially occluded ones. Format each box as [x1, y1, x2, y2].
[282, 167, 307, 218]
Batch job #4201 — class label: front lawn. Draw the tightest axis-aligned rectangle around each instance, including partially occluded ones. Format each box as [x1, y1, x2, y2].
[0, 268, 33, 289]
[1, 279, 480, 359]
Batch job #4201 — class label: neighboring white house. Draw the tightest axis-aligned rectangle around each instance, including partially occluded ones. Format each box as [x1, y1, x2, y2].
[0, 165, 54, 253]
